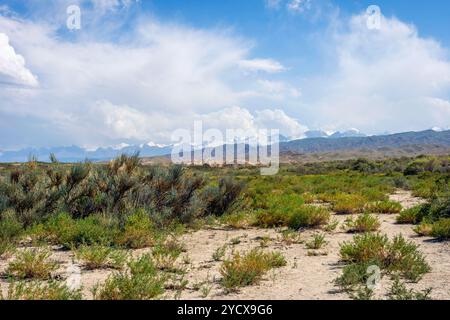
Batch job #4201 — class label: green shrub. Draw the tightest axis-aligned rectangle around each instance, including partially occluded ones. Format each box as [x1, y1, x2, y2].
[220, 249, 286, 290]
[430, 218, 450, 240]
[115, 210, 155, 249]
[75, 244, 127, 270]
[340, 233, 430, 282]
[287, 206, 330, 229]
[93, 254, 167, 300]
[335, 261, 378, 292]
[203, 177, 245, 216]
[332, 194, 366, 214]
[387, 277, 432, 300]
[6, 248, 58, 280]
[152, 239, 185, 272]
[345, 213, 380, 233]
[397, 206, 423, 224]
[254, 209, 288, 228]
[306, 234, 327, 249]
[3, 280, 82, 300]
[0, 212, 23, 258]
[43, 213, 116, 248]
[366, 201, 402, 214]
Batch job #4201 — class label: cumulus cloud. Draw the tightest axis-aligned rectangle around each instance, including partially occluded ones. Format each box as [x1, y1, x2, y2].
[303, 13, 450, 133]
[0, 33, 38, 87]
[0, 10, 294, 147]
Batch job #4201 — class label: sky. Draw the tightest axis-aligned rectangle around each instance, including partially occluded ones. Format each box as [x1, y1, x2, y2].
[0, 0, 449, 150]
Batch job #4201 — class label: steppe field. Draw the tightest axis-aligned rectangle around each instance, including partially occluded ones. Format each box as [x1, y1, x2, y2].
[1, 154, 449, 300]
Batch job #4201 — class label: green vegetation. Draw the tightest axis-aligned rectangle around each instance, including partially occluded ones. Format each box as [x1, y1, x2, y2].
[92, 254, 167, 300]
[2, 281, 82, 300]
[75, 244, 127, 270]
[0, 153, 448, 299]
[305, 233, 327, 250]
[6, 248, 58, 280]
[344, 213, 381, 233]
[220, 249, 286, 290]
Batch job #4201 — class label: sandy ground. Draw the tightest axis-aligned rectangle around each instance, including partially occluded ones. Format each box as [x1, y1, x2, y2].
[1, 190, 449, 300]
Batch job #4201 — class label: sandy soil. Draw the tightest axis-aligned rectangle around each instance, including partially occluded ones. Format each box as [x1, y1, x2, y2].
[1, 190, 449, 300]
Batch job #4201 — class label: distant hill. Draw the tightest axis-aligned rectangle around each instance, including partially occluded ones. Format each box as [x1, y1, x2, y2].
[1, 129, 449, 163]
[280, 130, 450, 154]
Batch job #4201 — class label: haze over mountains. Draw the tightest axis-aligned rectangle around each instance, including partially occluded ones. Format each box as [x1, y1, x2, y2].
[0, 129, 449, 163]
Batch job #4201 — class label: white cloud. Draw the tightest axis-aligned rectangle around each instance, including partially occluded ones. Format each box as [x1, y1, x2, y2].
[287, 0, 311, 13]
[238, 58, 286, 73]
[303, 13, 450, 133]
[0, 13, 285, 146]
[0, 33, 38, 87]
[258, 79, 301, 98]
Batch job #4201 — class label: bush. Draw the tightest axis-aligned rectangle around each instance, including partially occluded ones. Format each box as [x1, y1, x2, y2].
[3, 280, 82, 300]
[287, 206, 330, 229]
[430, 218, 450, 240]
[397, 206, 423, 224]
[332, 194, 366, 215]
[220, 249, 286, 290]
[0, 212, 22, 258]
[93, 254, 167, 300]
[6, 248, 58, 280]
[254, 209, 288, 228]
[203, 177, 245, 216]
[340, 233, 430, 282]
[366, 201, 402, 214]
[152, 239, 184, 272]
[43, 213, 116, 249]
[75, 245, 127, 270]
[345, 213, 381, 233]
[306, 233, 327, 250]
[387, 277, 432, 300]
[115, 210, 155, 249]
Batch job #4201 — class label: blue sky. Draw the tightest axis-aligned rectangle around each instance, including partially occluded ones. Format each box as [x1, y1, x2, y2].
[0, 0, 449, 149]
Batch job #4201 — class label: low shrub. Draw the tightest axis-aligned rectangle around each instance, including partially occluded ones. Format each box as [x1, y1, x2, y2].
[430, 218, 450, 240]
[344, 213, 381, 233]
[306, 234, 327, 250]
[3, 280, 82, 300]
[397, 206, 423, 224]
[365, 201, 402, 214]
[287, 206, 330, 230]
[75, 245, 127, 270]
[332, 194, 366, 215]
[220, 249, 286, 290]
[6, 248, 58, 280]
[340, 233, 430, 282]
[115, 210, 155, 249]
[41, 213, 116, 249]
[414, 222, 433, 237]
[387, 277, 432, 300]
[92, 254, 167, 300]
[152, 239, 185, 272]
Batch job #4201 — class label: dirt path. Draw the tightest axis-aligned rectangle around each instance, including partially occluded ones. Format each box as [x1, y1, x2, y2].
[1, 190, 449, 300]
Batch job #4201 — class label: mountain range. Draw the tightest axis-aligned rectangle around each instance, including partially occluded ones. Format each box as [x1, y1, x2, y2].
[0, 129, 449, 163]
